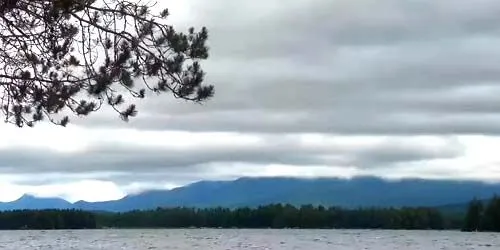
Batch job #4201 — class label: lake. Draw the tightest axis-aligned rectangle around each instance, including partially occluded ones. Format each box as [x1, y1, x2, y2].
[0, 229, 498, 249]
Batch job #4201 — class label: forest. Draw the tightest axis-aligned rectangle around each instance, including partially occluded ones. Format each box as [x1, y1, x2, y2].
[0, 204, 465, 230]
[0, 209, 97, 230]
[97, 204, 460, 230]
[462, 195, 500, 232]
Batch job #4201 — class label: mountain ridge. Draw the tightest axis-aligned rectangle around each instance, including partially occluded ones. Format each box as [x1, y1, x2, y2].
[1, 176, 499, 212]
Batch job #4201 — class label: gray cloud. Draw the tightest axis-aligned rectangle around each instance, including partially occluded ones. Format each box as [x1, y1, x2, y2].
[0, 135, 463, 178]
[67, 0, 500, 136]
[3, 0, 500, 199]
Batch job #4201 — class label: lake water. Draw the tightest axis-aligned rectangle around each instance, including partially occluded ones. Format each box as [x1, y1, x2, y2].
[0, 229, 498, 249]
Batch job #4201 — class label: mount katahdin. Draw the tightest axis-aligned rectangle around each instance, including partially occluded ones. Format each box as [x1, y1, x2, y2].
[1, 177, 498, 212]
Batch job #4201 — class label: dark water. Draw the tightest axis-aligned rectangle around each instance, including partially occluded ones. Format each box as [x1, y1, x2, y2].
[0, 229, 498, 249]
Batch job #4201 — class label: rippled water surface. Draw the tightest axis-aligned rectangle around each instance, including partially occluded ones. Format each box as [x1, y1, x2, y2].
[0, 229, 498, 249]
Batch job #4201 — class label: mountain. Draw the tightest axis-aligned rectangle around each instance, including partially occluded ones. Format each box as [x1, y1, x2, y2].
[2, 177, 500, 212]
[0, 195, 72, 211]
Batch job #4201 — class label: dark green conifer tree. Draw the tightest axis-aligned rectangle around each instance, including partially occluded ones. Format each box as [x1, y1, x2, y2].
[481, 195, 500, 231]
[462, 197, 483, 232]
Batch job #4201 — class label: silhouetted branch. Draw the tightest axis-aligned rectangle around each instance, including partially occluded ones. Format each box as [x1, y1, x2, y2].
[0, 0, 214, 127]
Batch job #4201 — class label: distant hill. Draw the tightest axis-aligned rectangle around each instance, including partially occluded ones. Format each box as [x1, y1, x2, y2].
[0, 195, 72, 211]
[435, 202, 469, 215]
[436, 198, 494, 215]
[2, 177, 500, 212]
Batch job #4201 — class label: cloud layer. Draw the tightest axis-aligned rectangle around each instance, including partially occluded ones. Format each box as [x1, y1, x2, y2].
[1, 0, 500, 201]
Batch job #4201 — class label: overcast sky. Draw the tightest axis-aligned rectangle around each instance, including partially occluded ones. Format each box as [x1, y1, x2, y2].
[2, 0, 500, 202]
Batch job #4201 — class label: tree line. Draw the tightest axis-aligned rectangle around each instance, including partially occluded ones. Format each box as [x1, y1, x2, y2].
[462, 195, 500, 232]
[0, 204, 464, 230]
[98, 204, 456, 230]
[0, 209, 96, 230]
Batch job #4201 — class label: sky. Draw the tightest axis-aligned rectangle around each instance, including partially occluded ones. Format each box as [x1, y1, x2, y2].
[2, 0, 500, 202]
